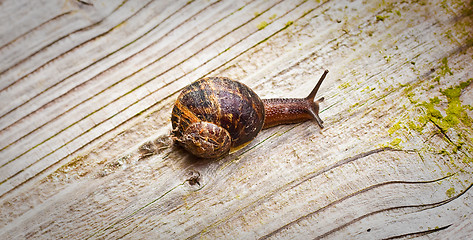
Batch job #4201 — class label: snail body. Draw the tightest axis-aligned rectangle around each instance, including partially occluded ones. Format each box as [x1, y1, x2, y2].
[171, 70, 328, 158]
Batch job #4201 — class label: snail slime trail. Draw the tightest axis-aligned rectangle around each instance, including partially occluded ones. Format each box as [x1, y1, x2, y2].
[171, 70, 329, 159]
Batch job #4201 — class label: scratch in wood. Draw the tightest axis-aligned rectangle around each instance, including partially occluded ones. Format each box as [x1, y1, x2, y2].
[430, 119, 456, 145]
[426, 116, 470, 158]
[381, 224, 452, 240]
[76, 0, 93, 7]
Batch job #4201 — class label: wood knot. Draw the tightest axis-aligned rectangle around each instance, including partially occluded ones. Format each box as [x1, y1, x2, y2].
[186, 170, 201, 186]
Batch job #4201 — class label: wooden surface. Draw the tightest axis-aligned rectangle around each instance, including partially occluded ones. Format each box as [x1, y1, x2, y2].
[1, 0, 473, 239]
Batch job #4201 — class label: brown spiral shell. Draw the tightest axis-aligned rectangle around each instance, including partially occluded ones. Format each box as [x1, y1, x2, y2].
[171, 77, 265, 158]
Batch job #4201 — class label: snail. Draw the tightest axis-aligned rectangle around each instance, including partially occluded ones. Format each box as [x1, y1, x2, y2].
[171, 70, 328, 158]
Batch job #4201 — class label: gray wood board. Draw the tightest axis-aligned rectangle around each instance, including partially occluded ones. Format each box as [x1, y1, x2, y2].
[1, 0, 472, 239]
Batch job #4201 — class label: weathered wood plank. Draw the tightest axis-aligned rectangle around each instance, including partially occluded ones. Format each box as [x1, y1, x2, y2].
[0, 0, 472, 239]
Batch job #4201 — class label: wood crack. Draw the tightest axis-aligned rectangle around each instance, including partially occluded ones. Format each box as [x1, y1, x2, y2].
[262, 175, 469, 239]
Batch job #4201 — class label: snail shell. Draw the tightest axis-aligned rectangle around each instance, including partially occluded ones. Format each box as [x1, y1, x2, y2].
[171, 77, 265, 158]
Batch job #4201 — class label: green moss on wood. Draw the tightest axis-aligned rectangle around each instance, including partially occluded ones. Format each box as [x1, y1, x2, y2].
[388, 122, 402, 135]
[386, 74, 472, 170]
[439, 78, 473, 129]
[439, 57, 453, 76]
[376, 15, 389, 21]
[446, 187, 456, 198]
[390, 138, 402, 147]
[257, 21, 268, 30]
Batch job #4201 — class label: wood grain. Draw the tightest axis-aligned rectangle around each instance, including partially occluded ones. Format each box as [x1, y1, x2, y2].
[1, 0, 472, 239]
